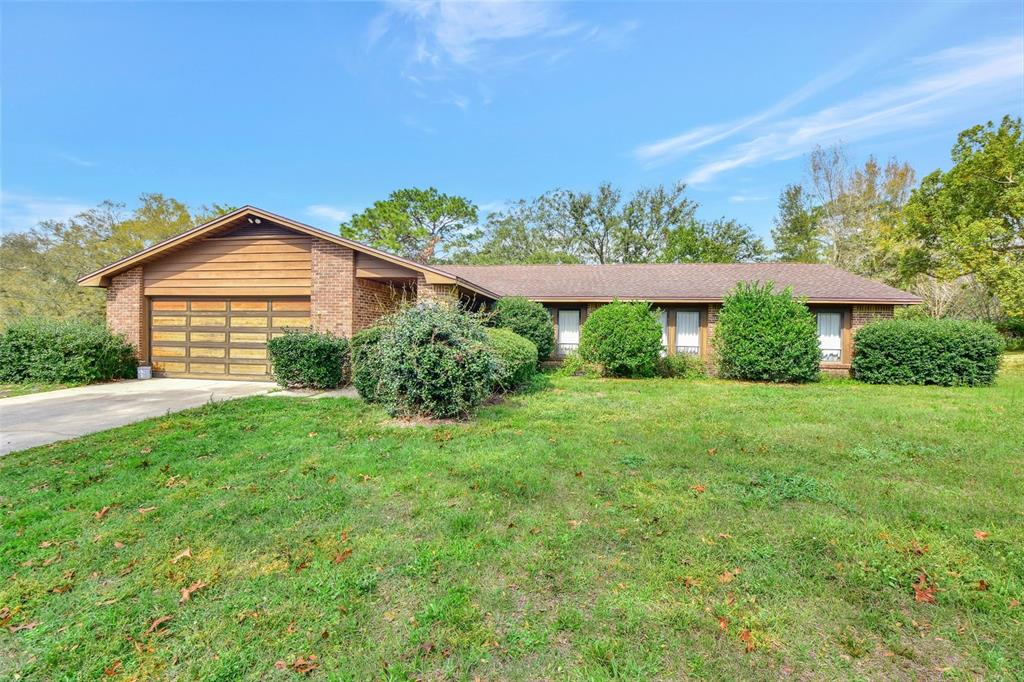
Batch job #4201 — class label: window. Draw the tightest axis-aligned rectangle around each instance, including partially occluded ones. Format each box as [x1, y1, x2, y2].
[557, 309, 580, 355]
[675, 310, 700, 356]
[816, 311, 843, 361]
[659, 309, 668, 356]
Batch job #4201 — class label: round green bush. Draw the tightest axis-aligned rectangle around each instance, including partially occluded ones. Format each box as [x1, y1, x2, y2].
[489, 297, 554, 361]
[0, 319, 137, 384]
[485, 327, 538, 391]
[267, 330, 349, 389]
[655, 353, 707, 379]
[350, 326, 386, 401]
[852, 319, 1004, 386]
[713, 282, 821, 383]
[370, 304, 497, 418]
[578, 301, 663, 377]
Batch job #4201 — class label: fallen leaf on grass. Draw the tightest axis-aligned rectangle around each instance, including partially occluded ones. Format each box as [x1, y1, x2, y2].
[103, 660, 122, 676]
[138, 506, 157, 515]
[294, 561, 310, 573]
[976, 580, 989, 591]
[39, 540, 57, 549]
[913, 573, 937, 603]
[8, 621, 39, 633]
[910, 540, 928, 555]
[683, 576, 700, 589]
[568, 519, 582, 529]
[170, 548, 192, 564]
[739, 629, 755, 652]
[691, 485, 706, 494]
[0, 607, 10, 627]
[50, 584, 73, 594]
[718, 617, 728, 631]
[974, 530, 989, 540]
[179, 580, 208, 604]
[145, 615, 172, 635]
[718, 568, 742, 584]
[575, 470, 584, 478]
[707, 448, 717, 456]
[1010, 599, 1020, 608]
[332, 549, 352, 564]
[94, 507, 111, 520]
[113, 541, 125, 549]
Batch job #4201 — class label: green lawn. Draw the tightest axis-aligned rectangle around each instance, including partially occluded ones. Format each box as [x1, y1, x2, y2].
[0, 382, 79, 399]
[1, 364, 1022, 680]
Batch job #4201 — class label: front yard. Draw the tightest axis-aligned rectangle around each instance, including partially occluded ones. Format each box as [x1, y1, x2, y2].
[1, 364, 1022, 679]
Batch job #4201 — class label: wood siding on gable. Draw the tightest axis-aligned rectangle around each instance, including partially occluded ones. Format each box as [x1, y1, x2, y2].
[143, 235, 312, 296]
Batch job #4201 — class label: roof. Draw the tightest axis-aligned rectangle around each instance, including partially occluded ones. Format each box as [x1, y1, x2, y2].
[438, 263, 922, 304]
[77, 206, 500, 299]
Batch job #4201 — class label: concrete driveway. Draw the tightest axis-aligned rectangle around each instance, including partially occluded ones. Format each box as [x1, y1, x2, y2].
[0, 378, 275, 455]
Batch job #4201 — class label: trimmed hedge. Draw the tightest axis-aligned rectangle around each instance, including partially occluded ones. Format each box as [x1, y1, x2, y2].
[489, 297, 555, 361]
[267, 330, 349, 389]
[579, 301, 663, 378]
[350, 326, 386, 401]
[365, 304, 497, 418]
[485, 327, 538, 391]
[0, 319, 137, 384]
[713, 282, 821, 383]
[852, 319, 1004, 386]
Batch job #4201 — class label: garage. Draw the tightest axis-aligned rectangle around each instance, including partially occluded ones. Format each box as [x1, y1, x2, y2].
[150, 297, 310, 379]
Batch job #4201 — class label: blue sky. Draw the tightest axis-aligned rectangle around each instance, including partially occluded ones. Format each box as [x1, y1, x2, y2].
[2, 1, 1022, 241]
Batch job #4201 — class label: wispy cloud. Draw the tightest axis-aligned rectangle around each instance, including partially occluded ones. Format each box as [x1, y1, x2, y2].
[54, 152, 95, 168]
[305, 204, 354, 224]
[370, 1, 636, 108]
[635, 35, 1023, 185]
[1, 191, 92, 234]
[728, 194, 769, 204]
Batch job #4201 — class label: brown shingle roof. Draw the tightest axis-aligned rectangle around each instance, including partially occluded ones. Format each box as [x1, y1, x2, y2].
[439, 263, 921, 304]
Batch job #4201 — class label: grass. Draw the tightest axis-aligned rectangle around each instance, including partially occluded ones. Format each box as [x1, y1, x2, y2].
[1, 360, 1022, 680]
[0, 382, 79, 399]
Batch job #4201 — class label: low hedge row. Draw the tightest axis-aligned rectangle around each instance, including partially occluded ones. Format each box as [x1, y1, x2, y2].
[0, 319, 137, 384]
[266, 331, 349, 389]
[852, 319, 1004, 386]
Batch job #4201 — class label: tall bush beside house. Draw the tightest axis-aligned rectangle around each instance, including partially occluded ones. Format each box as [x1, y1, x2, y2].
[266, 330, 349, 389]
[488, 297, 555, 361]
[485, 328, 538, 391]
[368, 304, 496, 418]
[350, 326, 387, 401]
[578, 301, 663, 377]
[0, 319, 136, 384]
[853, 319, 1004, 386]
[713, 282, 820, 383]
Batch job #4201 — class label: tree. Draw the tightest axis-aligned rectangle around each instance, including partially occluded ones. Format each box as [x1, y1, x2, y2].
[806, 145, 915, 277]
[900, 116, 1024, 318]
[662, 218, 767, 263]
[615, 182, 697, 263]
[558, 183, 622, 264]
[0, 194, 234, 323]
[771, 184, 821, 262]
[340, 187, 478, 263]
[451, 198, 579, 264]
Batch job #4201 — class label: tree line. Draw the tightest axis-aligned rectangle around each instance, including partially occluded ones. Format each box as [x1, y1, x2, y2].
[1, 116, 1019, 324]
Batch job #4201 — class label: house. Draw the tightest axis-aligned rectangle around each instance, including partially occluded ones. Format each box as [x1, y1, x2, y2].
[79, 206, 921, 379]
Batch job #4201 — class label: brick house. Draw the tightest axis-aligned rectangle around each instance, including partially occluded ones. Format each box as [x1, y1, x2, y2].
[79, 206, 921, 379]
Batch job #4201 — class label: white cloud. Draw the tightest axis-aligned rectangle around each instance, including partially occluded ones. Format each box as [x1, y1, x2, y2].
[305, 204, 354, 224]
[728, 194, 769, 204]
[55, 152, 95, 168]
[635, 35, 1023, 185]
[0, 191, 92, 234]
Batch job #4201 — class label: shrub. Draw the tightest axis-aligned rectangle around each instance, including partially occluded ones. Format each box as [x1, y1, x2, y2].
[578, 301, 663, 377]
[370, 304, 497, 418]
[713, 282, 821, 383]
[350, 326, 387, 401]
[485, 328, 538, 391]
[267, 330, 349, 389]
[0, 319, 136, 384]
[852, 319, 1004, 386]
[489, 297, 555, 361]
[895, 304, 930, 320]
[554, 351, 602, 378]
[656, 353, 707, 379]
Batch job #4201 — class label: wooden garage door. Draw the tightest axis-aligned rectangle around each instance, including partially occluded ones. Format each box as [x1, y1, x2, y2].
[150, 297, 310, 379]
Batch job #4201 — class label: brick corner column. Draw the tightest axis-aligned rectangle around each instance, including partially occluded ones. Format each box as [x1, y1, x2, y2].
[310, 240, 354, 337]
[415, 274, 457, 304]
[106, 267, 147, 362]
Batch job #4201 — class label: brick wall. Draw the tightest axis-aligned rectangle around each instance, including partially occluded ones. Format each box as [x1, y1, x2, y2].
[851, 304, 895, 333]
[416, 275, 457, 303]
[353, 277, 406, 332]
[106, 267, 147, 362]
[310, 240, 354, 336]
